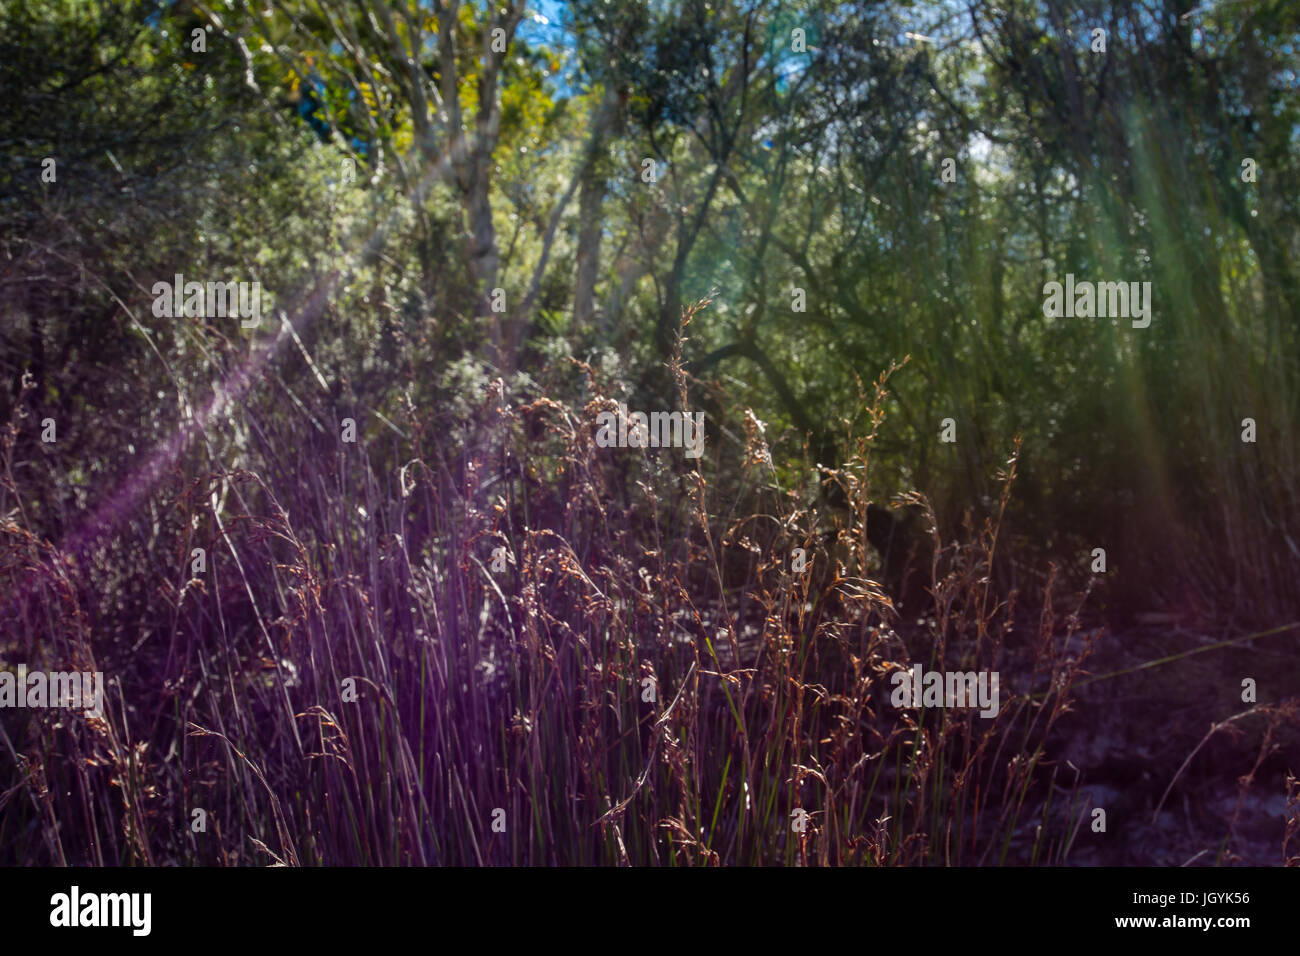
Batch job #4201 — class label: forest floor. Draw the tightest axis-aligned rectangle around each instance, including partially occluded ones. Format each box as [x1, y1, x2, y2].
[1029, 621, 1296, 866]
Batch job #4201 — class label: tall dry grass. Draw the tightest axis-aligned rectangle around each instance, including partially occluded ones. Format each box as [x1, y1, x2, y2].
[0, 307, 1120, 866]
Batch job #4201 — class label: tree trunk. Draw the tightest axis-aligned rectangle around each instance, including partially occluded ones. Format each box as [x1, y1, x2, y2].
[574, 87, 620, 336]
